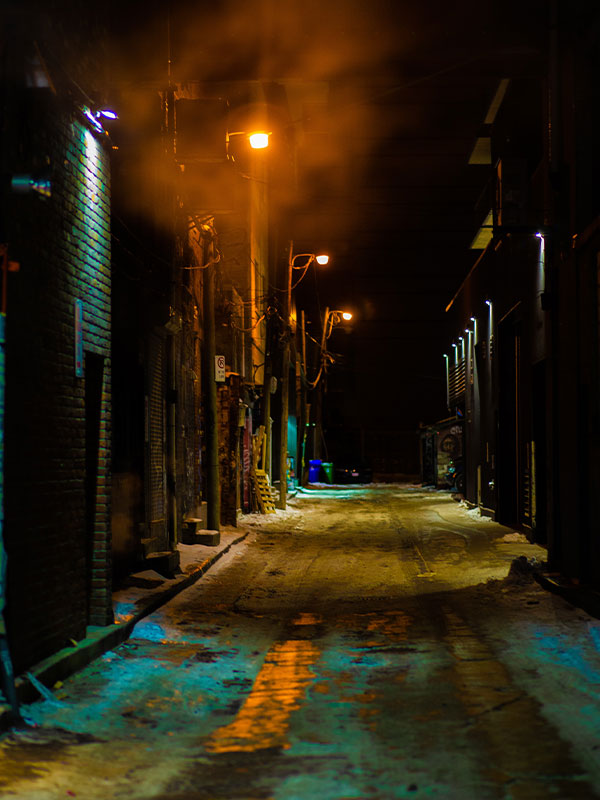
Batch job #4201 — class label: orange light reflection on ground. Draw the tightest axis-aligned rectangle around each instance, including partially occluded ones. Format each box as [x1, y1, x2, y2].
[206, 639, 320, 753]
[293, 612, 323, 626]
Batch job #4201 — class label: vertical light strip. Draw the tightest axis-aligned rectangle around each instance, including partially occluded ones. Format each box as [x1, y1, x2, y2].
[444, 354, 449, 408]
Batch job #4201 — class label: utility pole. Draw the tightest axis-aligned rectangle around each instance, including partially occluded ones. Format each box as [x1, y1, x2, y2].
[297, 309, 308, 485]
[204, 241, 220, 530]
[314, 306, 329, 462]
[262, 312, 273, 477]
[278, 242, 293, 509]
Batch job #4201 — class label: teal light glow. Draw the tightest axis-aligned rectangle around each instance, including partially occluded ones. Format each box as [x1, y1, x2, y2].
[537, 233, 546, 297]
[68, 120, 111, 336]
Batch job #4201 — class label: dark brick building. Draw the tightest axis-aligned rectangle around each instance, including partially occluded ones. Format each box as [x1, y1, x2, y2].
[443, 1, 600, 586]
[1, 6, 113, 671]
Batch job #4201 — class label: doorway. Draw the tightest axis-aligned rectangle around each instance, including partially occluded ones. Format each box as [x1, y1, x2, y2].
[497, 316, 520, 526]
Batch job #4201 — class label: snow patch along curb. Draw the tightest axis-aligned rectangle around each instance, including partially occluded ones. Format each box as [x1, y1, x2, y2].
[0, 530, 250, 730]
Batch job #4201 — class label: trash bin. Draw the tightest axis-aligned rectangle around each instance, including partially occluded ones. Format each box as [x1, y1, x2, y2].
[321, 462, 334, 484]
[308, 459, 322, 483]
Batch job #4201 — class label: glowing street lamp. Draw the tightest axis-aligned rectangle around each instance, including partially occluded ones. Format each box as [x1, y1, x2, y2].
[290, 250, 329, 292]
[279, 242, 330, 509]
[248, 132, 269, 149]
[322, 308, 353, 342]
[228, 130, 271, 150]
[308, 306, 354, 484]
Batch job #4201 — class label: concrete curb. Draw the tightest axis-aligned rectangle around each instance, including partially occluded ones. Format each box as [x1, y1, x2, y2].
[534, 571, 600, 620]
[1, 530, 250, 728]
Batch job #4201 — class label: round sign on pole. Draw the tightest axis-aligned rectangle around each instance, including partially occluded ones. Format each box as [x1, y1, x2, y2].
[215, 355, 226, 382]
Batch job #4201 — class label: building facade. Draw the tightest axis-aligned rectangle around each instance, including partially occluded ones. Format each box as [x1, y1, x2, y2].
[1, 11, 113, 672]
[442, 1, 600, 585]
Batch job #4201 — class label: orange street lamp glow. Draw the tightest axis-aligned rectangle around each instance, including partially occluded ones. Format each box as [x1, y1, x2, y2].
[248, 132, 269, 149]
[342, 312, 353, 321]
[315, 254, 329, 265]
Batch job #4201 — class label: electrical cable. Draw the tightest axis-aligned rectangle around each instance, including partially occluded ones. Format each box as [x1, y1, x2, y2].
[229, 313, 266, 333]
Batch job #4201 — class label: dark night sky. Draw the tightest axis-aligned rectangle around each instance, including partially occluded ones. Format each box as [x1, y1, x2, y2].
[107, 0, 546, 457]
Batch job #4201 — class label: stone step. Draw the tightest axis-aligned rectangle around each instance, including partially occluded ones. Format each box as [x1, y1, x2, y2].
[140, 536, 161, 558]
[181, 521, 221, 546]
[143, 550, 180, 579]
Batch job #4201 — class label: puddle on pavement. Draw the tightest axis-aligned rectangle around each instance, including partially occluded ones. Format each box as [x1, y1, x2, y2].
[292, 612, 323, 626]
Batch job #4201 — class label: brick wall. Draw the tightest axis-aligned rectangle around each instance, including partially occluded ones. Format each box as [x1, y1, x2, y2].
[4, 101, 112, 672]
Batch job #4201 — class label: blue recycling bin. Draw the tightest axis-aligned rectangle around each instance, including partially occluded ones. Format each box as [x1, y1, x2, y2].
[308, 459, 322, 483]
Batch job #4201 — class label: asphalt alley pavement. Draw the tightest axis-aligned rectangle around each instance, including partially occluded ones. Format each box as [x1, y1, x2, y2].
[2, 485, 600, 799]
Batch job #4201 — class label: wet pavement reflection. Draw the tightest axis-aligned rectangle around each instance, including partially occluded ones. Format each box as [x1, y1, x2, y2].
[1, 485, 600, 799]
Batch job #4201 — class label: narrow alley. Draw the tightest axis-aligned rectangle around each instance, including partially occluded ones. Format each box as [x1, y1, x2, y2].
[2, 485, 600, 799]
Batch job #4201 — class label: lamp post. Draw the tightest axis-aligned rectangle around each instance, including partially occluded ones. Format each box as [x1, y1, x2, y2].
[320, 308, 353, 352]
[278, 243, 329, 509]
[203, 130, 270, 527]
[313, 307, 353, 465]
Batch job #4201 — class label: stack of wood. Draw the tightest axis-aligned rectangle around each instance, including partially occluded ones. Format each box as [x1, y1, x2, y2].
[250, 426, 276, 514]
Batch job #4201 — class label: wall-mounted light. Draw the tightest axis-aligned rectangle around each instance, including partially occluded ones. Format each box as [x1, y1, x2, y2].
[81, 105, 118, 135]
[82, 106, 104, 134]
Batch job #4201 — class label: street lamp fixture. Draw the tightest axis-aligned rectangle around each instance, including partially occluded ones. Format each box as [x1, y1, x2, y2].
[290, 250, 330, 292]
[248, 132, 270, 149]
[291, 252, 328, 268]
[228, 130, 271, 149]
[321, 308, 354, 347]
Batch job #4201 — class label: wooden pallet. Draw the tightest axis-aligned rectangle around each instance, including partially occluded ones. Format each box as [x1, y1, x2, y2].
[252, 468, 276, 514]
